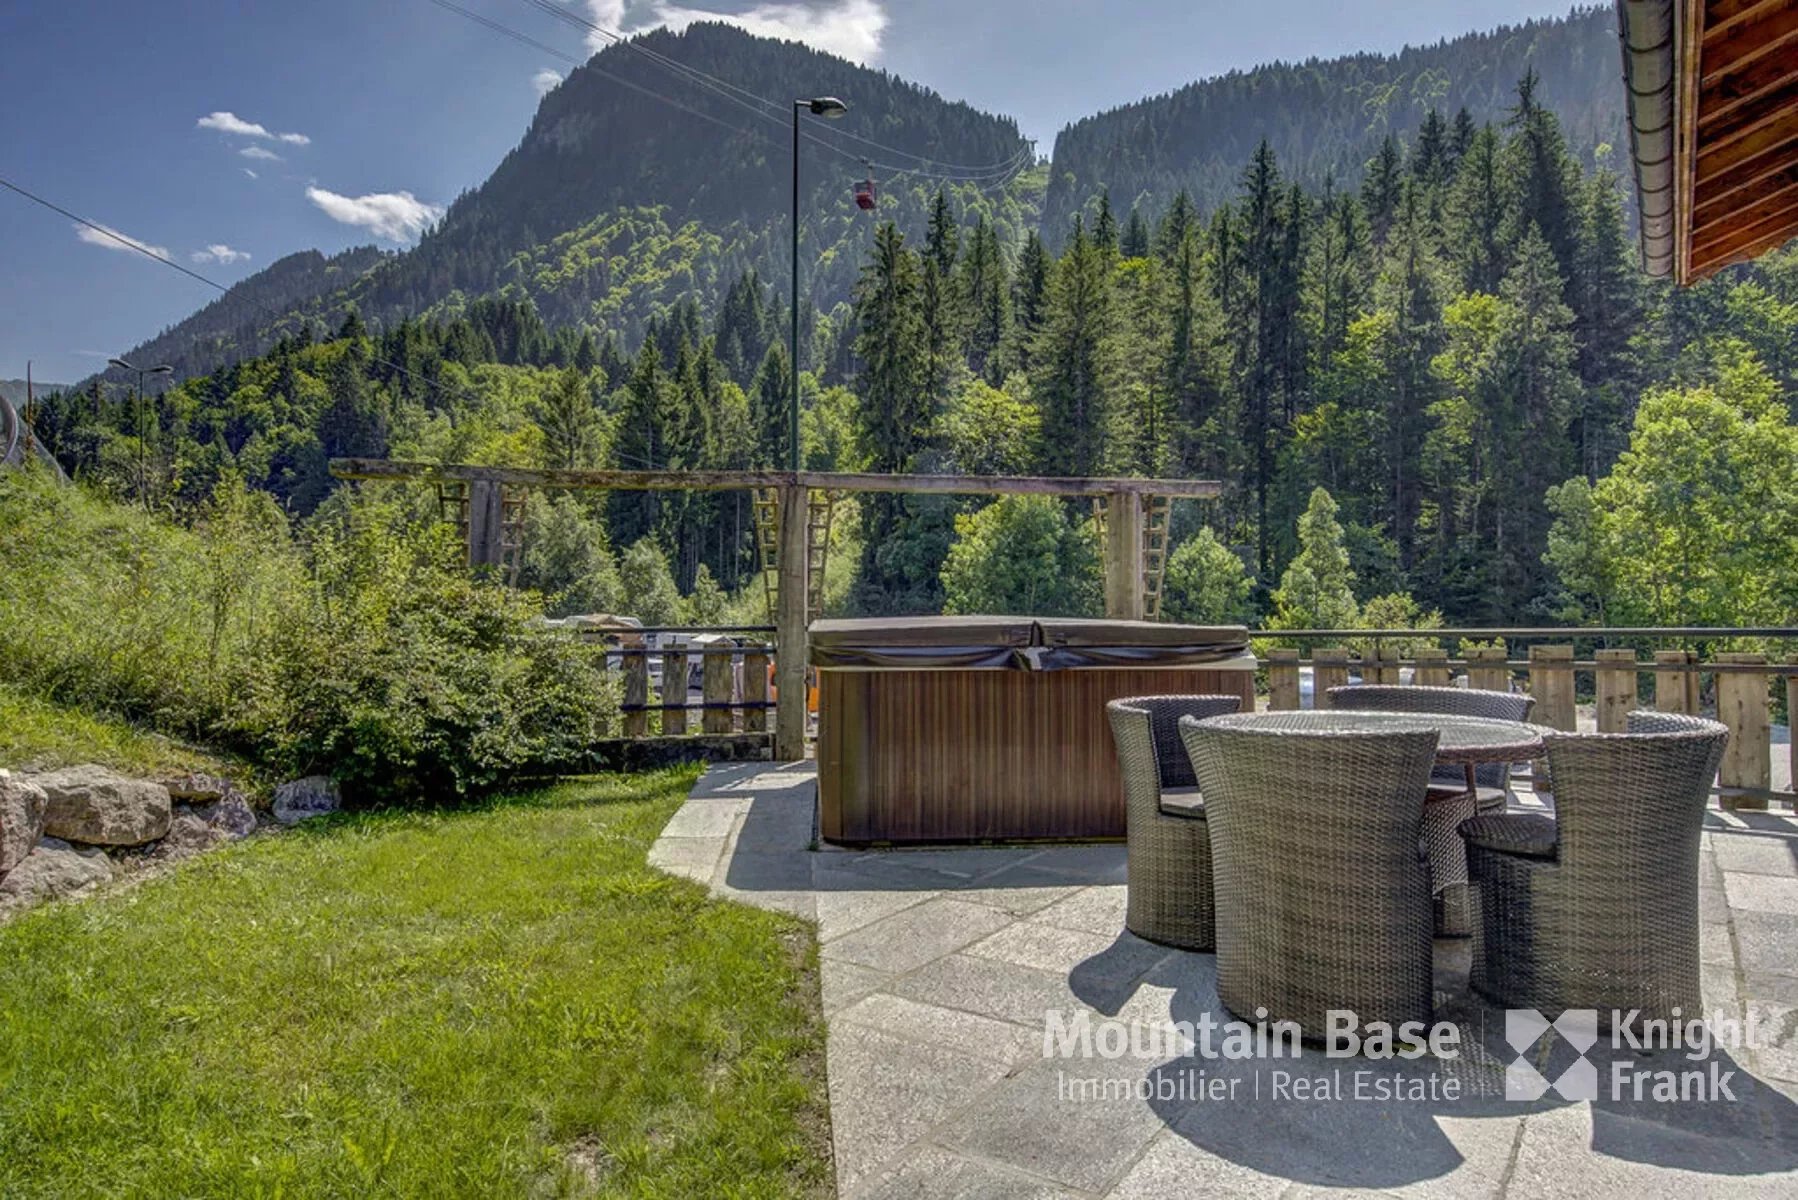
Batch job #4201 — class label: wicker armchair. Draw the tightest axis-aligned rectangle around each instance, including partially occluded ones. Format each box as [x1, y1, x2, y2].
[1461, 710, 1727, 1022]
[1327, 684, 1536, 811]
[1179, 711, 1440, 1038]
[1105, 695, 1242, 951]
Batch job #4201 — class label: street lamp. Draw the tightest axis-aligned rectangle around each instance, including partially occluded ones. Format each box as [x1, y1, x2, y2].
[791, 96, 847, 471]
[108, 357, 173, 508]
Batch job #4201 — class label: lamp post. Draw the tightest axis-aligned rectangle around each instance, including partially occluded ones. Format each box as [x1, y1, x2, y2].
[108, 357, 173, 508]
[775, 96, 846, 763]
[791, 96, 847, 471]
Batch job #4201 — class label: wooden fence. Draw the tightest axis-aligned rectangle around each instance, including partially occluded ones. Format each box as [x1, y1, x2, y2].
[1259, 628, 1798, 812]
[572, 625, 776, 756]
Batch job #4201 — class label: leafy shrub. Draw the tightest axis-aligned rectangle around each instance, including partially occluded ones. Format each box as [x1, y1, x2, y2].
[0, 470, 617, 805]
[1163, 527, 1254, 625]
[940, 495, 1101, 617]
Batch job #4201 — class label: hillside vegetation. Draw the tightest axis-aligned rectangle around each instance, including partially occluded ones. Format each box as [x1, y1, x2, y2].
[0, 469, 616, 803]
[1043, 5, 1624, 238]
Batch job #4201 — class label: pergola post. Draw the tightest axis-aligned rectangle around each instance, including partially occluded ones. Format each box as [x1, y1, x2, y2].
[1103, 489, 1145, 621]
[467, 478, 505, 570]
[774, 482, 810, 762]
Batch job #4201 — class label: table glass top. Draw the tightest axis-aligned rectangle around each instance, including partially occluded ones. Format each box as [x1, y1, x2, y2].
[1194, 709, 1547, 760]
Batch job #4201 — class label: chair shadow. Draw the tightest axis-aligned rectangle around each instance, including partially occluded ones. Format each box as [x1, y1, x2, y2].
[1057, 932, 1798, 1189]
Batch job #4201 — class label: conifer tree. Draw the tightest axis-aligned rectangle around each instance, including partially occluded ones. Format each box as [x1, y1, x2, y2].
[1030, 217, 1114, 477]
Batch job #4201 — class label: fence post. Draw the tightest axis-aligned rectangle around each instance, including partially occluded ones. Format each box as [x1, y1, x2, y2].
[1528, 644, 1576, 788]
[1655, 649, 1698, 714]
[1468, 645, 1509, 694]
[1368, 644, 1400, 685]
[662, 647, 688, 736]
[1268, 648, 1301, 711]
[1717, 653, 1770, 812]
[1411, 646, 1448, 687]
[1789, 655, 1797, 809]
[1595, 648, 1639, 733]
[622, 652, 648, 739]
[743, 647, 769, 734]
[1313, 648, 1350, 708]
[703, 649, 733, 735]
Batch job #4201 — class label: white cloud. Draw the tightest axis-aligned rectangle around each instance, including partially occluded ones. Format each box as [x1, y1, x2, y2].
[241, 168, 259, 179]
[533, 68, 564, 96]
[197, 110, 311, 147]
[197, 110, 272, 138]
[73, 221, 170, 261]
[192, 244, 251, 265]
[584, 0, 886, 63]
[305, 186, 444, 242]
[240, 145, 282, 161]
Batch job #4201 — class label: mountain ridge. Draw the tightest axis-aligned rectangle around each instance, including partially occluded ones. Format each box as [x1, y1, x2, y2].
[91, 9, 1629, 390]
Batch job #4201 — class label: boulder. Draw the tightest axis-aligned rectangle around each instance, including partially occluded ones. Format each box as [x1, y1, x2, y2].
[152, 811, 232, 861]
[192, 795, 258, 840]
[0, 771, 50, 874]
[159, 773, 235, 803]
[0, 839, 113, 909]
[272, 776, 341, 825]
[34, 765, 172, 847]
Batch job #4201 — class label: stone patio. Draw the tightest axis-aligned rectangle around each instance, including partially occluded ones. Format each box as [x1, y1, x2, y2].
[650, 762, 1798, 1198]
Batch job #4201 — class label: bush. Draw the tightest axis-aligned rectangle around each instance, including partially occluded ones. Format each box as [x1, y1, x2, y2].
[940, 495, 1100, 616]
[1163, 527, 1254, 625]
[0, 470, 618, 805]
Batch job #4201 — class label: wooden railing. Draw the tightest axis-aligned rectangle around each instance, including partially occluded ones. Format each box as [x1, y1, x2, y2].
[1257, 628, 1798, 812]
[569, 625, 777, 753]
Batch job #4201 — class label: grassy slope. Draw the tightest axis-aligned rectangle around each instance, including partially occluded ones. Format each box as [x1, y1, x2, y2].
[0, 771, 831, 1198]
[0, 686, 249, 781]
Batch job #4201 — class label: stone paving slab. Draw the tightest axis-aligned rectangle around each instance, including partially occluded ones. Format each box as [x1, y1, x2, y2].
[649, 762, 1798, 1198]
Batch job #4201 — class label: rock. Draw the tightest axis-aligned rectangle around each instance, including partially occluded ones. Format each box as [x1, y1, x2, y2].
[152, 811, 232, 861]
[0, 771, 50, 874]
[159, 772, 235, 803]
[34, 765, 172, 847]
[272, 776, 341, 825]
[0, 839, 113, 909]
[192, 795, 258, 840]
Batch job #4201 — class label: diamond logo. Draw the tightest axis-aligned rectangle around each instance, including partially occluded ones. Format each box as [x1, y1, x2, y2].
[1505, 1008, 1551, 1054]
[1505, 1058, 1550, 1101]
[1504, 1008, 1600, 1102]
[1552, 1009, 1599, 1053]
[1551, 1057, 1599, 1102]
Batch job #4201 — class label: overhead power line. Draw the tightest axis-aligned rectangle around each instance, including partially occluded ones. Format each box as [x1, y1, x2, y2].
[506, 0, 1033, 180]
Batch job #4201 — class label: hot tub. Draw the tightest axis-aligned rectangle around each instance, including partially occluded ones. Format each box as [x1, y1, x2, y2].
[812, 616, 1256, 844]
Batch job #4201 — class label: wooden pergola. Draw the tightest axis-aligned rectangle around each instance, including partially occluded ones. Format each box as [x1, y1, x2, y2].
[329, 458, 1222, 760]
[1620, 0, 1798, 282]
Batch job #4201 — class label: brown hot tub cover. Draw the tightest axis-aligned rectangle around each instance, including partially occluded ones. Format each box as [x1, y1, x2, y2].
[809, 616, 1250, 670]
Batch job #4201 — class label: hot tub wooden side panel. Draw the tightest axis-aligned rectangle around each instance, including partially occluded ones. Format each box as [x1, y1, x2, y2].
[817, 667, 1256, 843]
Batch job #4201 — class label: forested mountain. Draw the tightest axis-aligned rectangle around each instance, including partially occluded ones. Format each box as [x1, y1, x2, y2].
[107, 247, 390, 382]
[99, 23, 1034, 388]
[47, 10, 1798, 633]
[2, 379, 69, 407]
[1043, 5, 1624, 242]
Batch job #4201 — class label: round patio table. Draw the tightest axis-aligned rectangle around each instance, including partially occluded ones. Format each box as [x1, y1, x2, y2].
[1197, 710, 1546, 926]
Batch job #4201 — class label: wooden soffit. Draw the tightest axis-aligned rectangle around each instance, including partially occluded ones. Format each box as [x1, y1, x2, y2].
[1621, 0, 1798, 283]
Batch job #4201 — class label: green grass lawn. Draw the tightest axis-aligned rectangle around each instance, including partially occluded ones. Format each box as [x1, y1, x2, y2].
[0, 685, 252, 782]
[0, 770, 831, 1198]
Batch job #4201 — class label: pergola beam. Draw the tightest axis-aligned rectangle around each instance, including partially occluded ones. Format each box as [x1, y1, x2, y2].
[329, 457, 1225, 760]
[328, 458, 1224, 499]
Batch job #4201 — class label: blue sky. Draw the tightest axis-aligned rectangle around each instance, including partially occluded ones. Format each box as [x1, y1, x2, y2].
[1, 0, 1578, 384]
